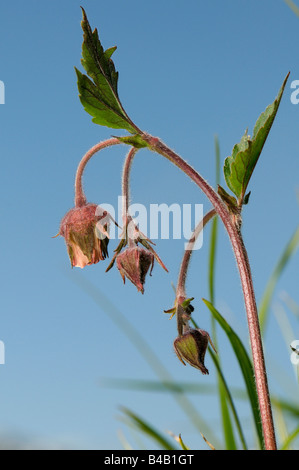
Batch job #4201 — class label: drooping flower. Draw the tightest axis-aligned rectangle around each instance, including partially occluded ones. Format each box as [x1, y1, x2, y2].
[174, 328, 216, 375]
[116, 245, 154, 294]
[58, 203, 110, 268]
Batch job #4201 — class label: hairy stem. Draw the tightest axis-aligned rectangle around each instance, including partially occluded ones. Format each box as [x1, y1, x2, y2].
[74, 138, 121, 207]
[121, 147, 139, 246]
[177, 209, 217, 303]
[121, 147, 138, 224]
[142, 133, 276, 450]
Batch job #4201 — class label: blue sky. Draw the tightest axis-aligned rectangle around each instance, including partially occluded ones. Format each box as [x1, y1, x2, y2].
[0, 0, 298, 449]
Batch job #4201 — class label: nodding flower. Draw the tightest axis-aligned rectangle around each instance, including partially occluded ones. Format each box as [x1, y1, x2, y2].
[174, 328, 216, 374]
[58, 203, 110, 268]
[116, 245, 154, 294]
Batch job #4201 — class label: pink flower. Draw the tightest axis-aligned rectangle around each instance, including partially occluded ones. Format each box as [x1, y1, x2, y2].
[58, 203, 109, 268]
[116, 246, 154, 294]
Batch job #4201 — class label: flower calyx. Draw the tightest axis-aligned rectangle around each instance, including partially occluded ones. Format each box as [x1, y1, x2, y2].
[174, 328, 216, 375]
[57, 203, 112, 268]
[106, 217, 167, 294]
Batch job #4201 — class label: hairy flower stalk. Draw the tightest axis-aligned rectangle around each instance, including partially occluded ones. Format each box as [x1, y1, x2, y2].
[75, 138, 121, 207]
[58, 138, 121, 268]
[176, 209, 217, 302]
[108, 146, 167, 292]
[142, 133, 276, 450]
[175, 209, 217, 339]
[72, 10, 288, 448]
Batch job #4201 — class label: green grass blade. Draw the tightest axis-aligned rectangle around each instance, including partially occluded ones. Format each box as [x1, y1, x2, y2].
[208, 217, 218, 308]
[119, 407, 177, 450]
[280, 425, 299, 450]
[177, 434, 189, 450]
[280, 292, 299, 319]
[271, 397, 299, 418]
[208, 135, 220, 309]
[99, 377, 216, 395]
[208, 137, 237, 448]
[284, 0, 299, 18]
[191, 316, 246, 450]
[219, 381, 237, 449]
[259, 225, 299, 334]
[202, 299, 264, 449]
[68, 271, 221, 448]
[209, 348, 247, 449]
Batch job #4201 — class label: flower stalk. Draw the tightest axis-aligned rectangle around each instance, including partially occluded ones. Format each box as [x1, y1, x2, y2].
[176, 209, 217, 303]
[142, 132, 276, 450]
[75, 138, 121, 207]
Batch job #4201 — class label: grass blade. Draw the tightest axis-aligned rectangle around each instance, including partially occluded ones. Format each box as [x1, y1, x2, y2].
[259, 225, 299, 334]
[209, 348, 247, 449]
[271, 397, 299, 418]
[284, 0, 299, 18]
[99, 377, 216, 395]
[202, 299, 264, 449]
[208, 136, 238, 448]
[119, 407, 177, 450]
[280, 425, 299, 450]
[68, 271, 221, 447]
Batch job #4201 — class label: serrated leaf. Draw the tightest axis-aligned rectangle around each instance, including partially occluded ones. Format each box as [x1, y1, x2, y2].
[224, 73, 290, 204]
[77, 8, 139, 133]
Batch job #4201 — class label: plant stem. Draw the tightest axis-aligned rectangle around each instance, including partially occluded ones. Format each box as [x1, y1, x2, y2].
[74, 138, 121, 207]
[176, 208, 216, 338]
[142, 133, 276, 450]
[176, 209, 217, 303]
[121, 147, 138, 223]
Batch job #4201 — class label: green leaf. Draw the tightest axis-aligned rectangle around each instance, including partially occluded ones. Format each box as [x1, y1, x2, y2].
[191, 313, 247, 450]
[69, 272, 221, 448]
[224, 73, 290, 204]
[280, 425, 299, 450]
[177, 434, 189, 450]
[76, 8, 139, 133]
[208, 136, 220, 306]
[114, 134, 149, 148]
[202, 299, 264, 449]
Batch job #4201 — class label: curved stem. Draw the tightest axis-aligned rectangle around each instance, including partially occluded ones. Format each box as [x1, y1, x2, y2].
[121, 147, 139, 246]
[121, 147, 138, 224]
[74, 138, 121, 207]
[176, 208, 216, 338]
[142, 133, 276, 450]
[176, 209, 217, 303]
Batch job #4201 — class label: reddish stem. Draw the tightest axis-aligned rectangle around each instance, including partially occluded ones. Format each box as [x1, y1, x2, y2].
[121, 147, 139, 246]
[176, 209, 217, 303]
[74, 138, 121, 207]
[142, 133, 276, 450]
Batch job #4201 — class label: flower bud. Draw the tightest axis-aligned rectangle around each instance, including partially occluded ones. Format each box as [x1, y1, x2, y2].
[116, 246, 154, 294]
[174, 329, 211, 374]
[59, 203, 109, 268]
